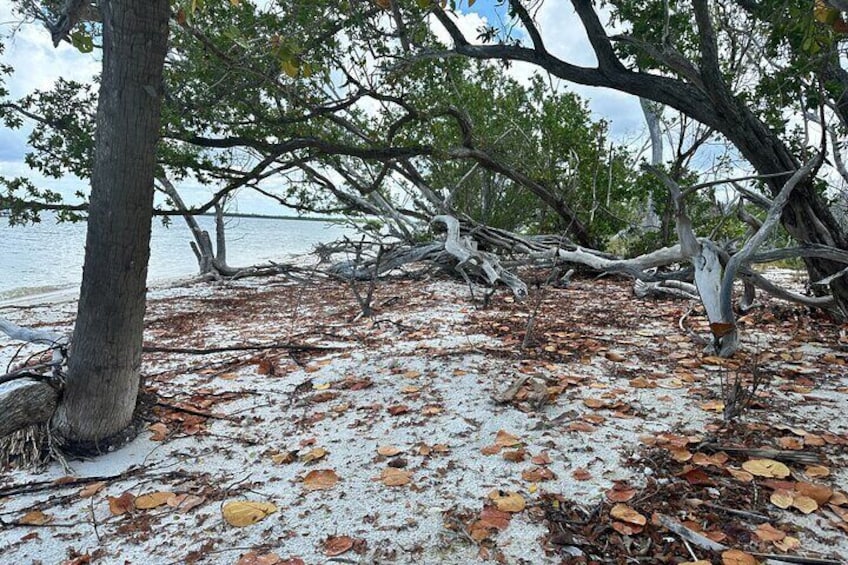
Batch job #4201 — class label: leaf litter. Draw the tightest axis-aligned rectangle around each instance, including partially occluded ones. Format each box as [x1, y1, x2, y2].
[0, 270, 846, 563]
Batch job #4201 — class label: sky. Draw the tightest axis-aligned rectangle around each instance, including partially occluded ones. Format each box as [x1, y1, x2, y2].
[0, 0, 646, 216]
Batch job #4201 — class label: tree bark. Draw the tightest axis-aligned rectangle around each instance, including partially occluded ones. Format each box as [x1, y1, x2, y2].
[52, 0, 170, 446]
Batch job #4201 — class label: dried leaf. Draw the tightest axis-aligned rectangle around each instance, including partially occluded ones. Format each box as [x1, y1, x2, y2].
[135, 491, 173, 510]
[377, 445, 402, 456]
[107, 492, 136, 516]
[236, 551, 282, 565]
[829, 491, 848, 506]
[804, 464, 830, 478]
[727, 468, 754, 482]
[609, 503, 646, 526]
[148, 422, 169, 441]
[19, 510, 52, 525]
[531, 451, 552, 465]
[488, 490, 525, 513]
[795, 482, 832, 505]
[572, 468, 592, 481]
[791, 495, 818, 514]
[302, 469, 339, 491]
[380, 467, 412, 486]
[754, 523, 786, 542]
[521, 467, 556, 482]
[79, 481, 107, 498]
[387, 404, 409, 416]
[606, 483, 636, 502]
[222, 500, 278, 527]
[610, 520, 643, 535]
[300, 447, 327, 463]
[323, 536, 354, 556]
[167, 493, 205, 512]
[742, 458, 791, 478]
[477, 506, 511, 530]
[494, 430, 521, 447]
[721, 549, 757, 565]
[770, 489, 795, 509]
[773, 535, 801, 552]
[502, 448, 526, 463]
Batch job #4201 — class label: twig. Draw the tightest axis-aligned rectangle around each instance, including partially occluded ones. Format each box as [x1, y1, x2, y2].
[699, 501, 770, 523]
[749, 553, 843, 565]
[654, 513, 727, 552]
[154, 401, 232, 421]
[142, 342, 338, 355]
[699, 444, 822, 465]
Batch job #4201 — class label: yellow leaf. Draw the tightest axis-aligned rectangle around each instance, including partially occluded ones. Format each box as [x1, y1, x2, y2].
[742, 458, 791, 478]
[727, 468, 754, 482]
[300, 447, 327, 463]
[804, 464, 830, 478]
[19, 510, 52, 525]
[609, 503, 646, 526]
[313, 382, 330, 390]
[773, 535, 801, 552]
[281, 60, 299, 78]
[222, 500, 278, 527]
[302, 469, 339, 491]
[380, 467, 413, 486]
[230, 0, 240, 5]
[488, 490, 525, 513]
[135, 491, 173, 510]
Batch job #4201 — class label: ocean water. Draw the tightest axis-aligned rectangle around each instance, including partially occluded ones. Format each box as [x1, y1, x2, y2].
[0, 214, 353, 301]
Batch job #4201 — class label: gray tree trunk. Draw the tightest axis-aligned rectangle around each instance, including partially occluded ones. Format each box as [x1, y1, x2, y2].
[52, 0, 170, 446]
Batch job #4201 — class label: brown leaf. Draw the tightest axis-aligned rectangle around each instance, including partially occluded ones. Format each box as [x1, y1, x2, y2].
[300, 447, 327, 464]
[742, 458, 790, 478]
[795, 482, 832, 505]
[791, 495, 818, 514]
[773, 535, 801, 552]
[611, 520, 643, 535]
[107, 492, 136, 516]
[770, 489, 795, 509]
[79, 481, 107, 498]
[19, 510, 52, 525]
[609, 503, 646, 526]
[582, 398, 607, 409]
[804, 464, 830, 478]
[377, 445, 402, 456]
[148, 422, 169, 441]
[606, 483, 636, 502]
[530, 451, 552, 465]
[387, 404, 409, 416]
[521, 467, 556, 482]
[477, 506, 511, 530]
[721, 549, 757, 565]
[494, 430, 521, 447]
[166, 493, 205, 512]
[488, 490, 525, 513]
[324, 536, 354, 557]
[236, 551, 282, 565]
[135, 491, 173, 510]
[754, 523, 786, 542]
[302, 469, 339, 491]
[502, 448, 526, 463]
[572, 468, 592, 481]
[727, 468, 754, 482]
[380, 467, 412, 487]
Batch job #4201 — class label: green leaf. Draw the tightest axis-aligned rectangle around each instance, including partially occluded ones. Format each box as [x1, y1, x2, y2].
[70, 31, 94, 54]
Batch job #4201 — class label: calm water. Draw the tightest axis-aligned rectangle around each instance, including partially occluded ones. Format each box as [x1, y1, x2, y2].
[0, 215, 352, 300]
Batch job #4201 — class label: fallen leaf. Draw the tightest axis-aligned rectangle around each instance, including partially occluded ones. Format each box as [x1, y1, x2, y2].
[804, 464, 830, 478]
[300, 447, 327, 463]
[502, 448, 526, 463]
[583, 398, 607, 409]
[222, 500, 278, 527]
[387, 404, 409, 416]
[135, 491, 173, 510]
[380, 467, 412, 486]
[829, 491, 847, 506]
[680, 561, 712, 565]
[377, 445, 402, 456]
[610, 520, 643, 535]
[773, 535, 801, 552]
[494, 430, 521, 447]
[79, 481, 107, 498]
[148, 422, 169, 441]
[237, 551, 282, 565]
[19, 510, 52, 525]
[488, 490, 525, 513]
[721, 549, 757, 565]
[754, 523, 786, 542]
[795, 482, 832, 505]
[669, 447, 693, 462]
[742, 458, 791, 478]
[323, 536, 354, 556]
[530, 451, 552, 465]
[521, 467, 556, 482]
[572, 468, 592, 481]
[272, 451, 297, 464]
[167, 493, 205, 512]
[727, 468, 754, 482]
[609, 503, 646, 526]
[791, 495, 818, 514]
[477, 506, 511, 530]
[605, 351, 626, 362]
[770, 489, 795, 509]
[302, 469, 339, 491]
[606, 483, 636, 502]
[107, 492, 136, 516]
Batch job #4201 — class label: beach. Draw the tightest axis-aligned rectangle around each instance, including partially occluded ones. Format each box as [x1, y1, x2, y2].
[0, 268, 846, 564]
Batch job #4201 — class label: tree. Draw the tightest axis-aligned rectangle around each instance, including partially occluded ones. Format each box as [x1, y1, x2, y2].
[0, 0, 170, 449]
[428, 0, 848, 316]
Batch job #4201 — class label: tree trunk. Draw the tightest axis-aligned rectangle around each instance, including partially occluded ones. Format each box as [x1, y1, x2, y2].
[52, 0, 170, 447]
